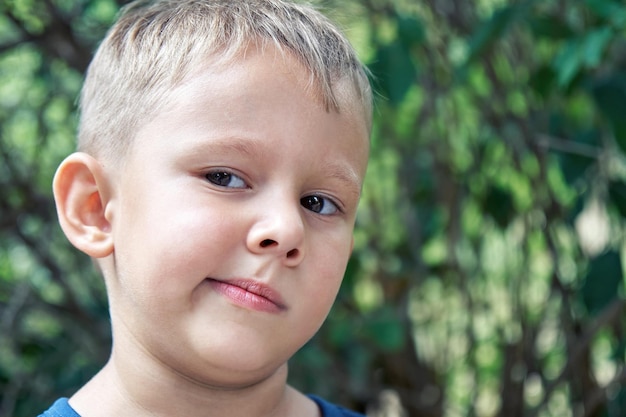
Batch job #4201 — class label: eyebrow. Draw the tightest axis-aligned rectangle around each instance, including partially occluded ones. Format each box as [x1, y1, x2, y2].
[186, 136, 362, 194]
[192, 136, 267, 159]
[320, 163, 363, 197]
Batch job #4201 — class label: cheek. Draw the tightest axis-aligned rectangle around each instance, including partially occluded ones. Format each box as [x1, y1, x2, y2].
[293, 257, 347, 345]
[112, 199, 242, 295]
[303, 234, 353, 308]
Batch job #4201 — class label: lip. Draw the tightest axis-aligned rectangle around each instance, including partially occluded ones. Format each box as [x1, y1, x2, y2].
[206, 278, 287, 313]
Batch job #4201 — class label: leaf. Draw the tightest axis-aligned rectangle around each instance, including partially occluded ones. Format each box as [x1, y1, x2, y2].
[555, 129, 599, 186]
[466, 5, 523, 63]
[362, 308, 405, 352]
[582, 27, 613, 68]
[607, 384, 626, 416]
[369, 40, 417, 105]
[591, 75, 626, 153]
[608, 180, 626, 218]
[581, 250, 623, 314]
[553, 39, 583, 88]
[327, 316, 356, 348]
[527, 15, 574, 39]
[550, 26, 613, 89]
[584, 0, 626, 25]
[482, 185, 515, 228]
[529, 65, 557, 98]
[397, 15, 425, 46]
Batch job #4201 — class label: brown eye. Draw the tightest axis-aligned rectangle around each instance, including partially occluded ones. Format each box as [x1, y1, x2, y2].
[205, 171, 247, 188]
[300, 195, 338, 215]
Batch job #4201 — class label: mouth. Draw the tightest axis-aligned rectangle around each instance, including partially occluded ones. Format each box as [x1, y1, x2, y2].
[206, 278, 287, 313]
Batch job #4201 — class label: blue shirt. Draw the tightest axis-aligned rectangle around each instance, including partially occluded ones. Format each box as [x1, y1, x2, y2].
[37, 399, 79, 417]
[38, 395, 365, 417]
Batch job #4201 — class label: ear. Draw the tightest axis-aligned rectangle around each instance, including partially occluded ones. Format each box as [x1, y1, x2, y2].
[53, 152, 114, 258]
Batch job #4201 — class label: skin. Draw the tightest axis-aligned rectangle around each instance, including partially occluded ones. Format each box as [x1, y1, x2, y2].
[53, 46, 369, 417]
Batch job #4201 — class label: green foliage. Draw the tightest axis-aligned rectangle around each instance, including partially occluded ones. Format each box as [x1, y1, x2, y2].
[1, 0, 626, 416]
[582, 251, 623, 315]
[592, 75, 626, 153]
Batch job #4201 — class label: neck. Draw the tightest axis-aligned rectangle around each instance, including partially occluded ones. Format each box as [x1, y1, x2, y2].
[69, 340, 315, 417]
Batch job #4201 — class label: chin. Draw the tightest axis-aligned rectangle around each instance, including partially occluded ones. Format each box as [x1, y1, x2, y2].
[177, 340, 292, 385]
[187, 358, 290, 390]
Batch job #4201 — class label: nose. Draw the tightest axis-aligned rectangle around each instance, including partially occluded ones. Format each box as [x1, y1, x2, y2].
[246, 196, 305, 266]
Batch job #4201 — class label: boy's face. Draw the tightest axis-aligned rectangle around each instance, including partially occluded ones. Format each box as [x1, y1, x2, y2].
[103, 47, 369, 387]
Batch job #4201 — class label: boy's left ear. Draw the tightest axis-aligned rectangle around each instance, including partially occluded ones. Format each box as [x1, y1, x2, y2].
[53, 152, 115, 258]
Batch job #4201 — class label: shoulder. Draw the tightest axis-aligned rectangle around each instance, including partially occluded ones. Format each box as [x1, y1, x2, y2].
[38, 398, 81, 417]
[308, 395, 366, 417]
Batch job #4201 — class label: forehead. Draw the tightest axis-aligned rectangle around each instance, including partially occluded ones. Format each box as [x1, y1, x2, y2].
[129, 45, 370, 177]
[176, 44, 370, 131]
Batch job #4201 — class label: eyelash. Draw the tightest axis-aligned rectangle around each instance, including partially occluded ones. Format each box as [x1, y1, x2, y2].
[204, 170, 342, 216]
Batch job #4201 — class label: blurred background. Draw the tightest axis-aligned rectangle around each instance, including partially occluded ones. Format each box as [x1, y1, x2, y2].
[1, 0, 625, 416]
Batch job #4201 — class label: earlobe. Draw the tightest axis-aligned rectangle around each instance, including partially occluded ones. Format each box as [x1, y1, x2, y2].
[53, 152, 114, 258]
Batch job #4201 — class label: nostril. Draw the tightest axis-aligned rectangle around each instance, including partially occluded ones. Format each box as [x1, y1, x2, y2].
[260, 239, 276, 248]
[286, 248, 299, 258]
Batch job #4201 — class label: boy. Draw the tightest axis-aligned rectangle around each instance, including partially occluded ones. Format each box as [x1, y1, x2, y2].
[40, 0, 371, 416]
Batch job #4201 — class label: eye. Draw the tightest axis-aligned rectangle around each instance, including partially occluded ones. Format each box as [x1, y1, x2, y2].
[205, 170, 247, 189]
[300, 195, 339, 215]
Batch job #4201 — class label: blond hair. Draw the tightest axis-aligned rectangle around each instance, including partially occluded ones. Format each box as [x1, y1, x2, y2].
[78, 0, 372, 160]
